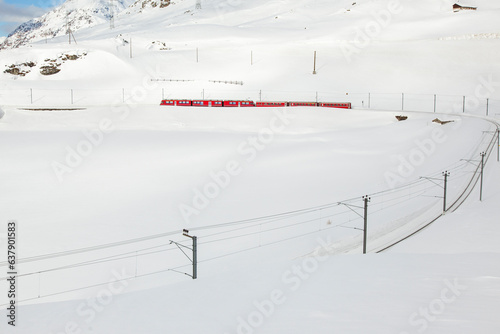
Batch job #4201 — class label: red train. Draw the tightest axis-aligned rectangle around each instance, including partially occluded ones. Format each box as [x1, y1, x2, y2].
[160, 99, 351, 109]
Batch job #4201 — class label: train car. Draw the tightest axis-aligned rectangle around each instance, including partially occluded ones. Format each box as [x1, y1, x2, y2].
[175, 100, 193, 106]
[256, 101, 287, 107]
[160, 100, 175, 106]
[288, 101, 318, 107]
[192, 100, 224, 107]
[320, 102, 352, 109]
[223, 100, 256, 107]
[160, 100, 192, 106]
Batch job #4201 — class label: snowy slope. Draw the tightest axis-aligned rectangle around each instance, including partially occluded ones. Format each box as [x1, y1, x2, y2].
[0, 107, 498, 334]
[0, 0, 499, 333]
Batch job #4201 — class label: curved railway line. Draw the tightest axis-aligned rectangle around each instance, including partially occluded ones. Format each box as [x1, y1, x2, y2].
[0, 108, 498, 305]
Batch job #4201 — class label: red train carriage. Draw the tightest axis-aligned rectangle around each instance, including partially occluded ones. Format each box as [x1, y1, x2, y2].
[160, 100, 192, 106]
[175, 100, 192, 106]
[160, 100, 175, 106]
[288, 101, 318, 107]
[320, 102, 352, 109]
[256, 101, 287, 107]
[223, 100, 256, 107]
[192, 100, 224, 107]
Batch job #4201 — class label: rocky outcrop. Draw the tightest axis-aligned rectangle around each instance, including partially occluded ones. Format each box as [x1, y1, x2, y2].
[3, 52, 87, 77]
[432, 118, 455, 125]
[3, 62, 37, 76]
[40, 64, 61, 76]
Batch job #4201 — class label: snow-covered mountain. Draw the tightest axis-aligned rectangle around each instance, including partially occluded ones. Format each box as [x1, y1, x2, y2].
[0, 0, 135, 50]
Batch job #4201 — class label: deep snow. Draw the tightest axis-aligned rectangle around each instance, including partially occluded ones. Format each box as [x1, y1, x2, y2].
[0, 0, 500, 333]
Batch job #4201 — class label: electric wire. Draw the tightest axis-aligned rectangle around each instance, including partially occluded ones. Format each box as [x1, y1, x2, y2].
[1, 118, 496, 307]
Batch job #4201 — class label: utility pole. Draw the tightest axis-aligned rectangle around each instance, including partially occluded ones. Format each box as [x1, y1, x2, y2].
[183, 229, 197, 279]
[402, 93, 404, 111]
[170, 229, 198, 279]
[66, 11, 71, 45]
[313, 51, 317, 75]
[362, 196, 370, 254]
[443, 171, 450, 212]
[434, 94, 437, 113]
[480, 152, 486, 201]
[65, 11, 77, 45]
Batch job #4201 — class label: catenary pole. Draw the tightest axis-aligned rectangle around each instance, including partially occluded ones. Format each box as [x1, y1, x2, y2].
[363, 196, 370, 254]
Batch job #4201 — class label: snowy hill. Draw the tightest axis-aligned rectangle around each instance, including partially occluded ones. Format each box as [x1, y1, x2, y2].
[0, 0, 499, 98]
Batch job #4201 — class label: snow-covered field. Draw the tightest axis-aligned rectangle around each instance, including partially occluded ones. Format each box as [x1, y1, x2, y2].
[1, 0, 500, 333]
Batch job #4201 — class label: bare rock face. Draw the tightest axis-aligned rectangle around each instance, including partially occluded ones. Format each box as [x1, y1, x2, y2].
[4, 66, 21, 76]
[3, 62, 37, 76]
[40, 64, 61, 76]
[432, 118, 455, 125]
[159, 0, 171, 8]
